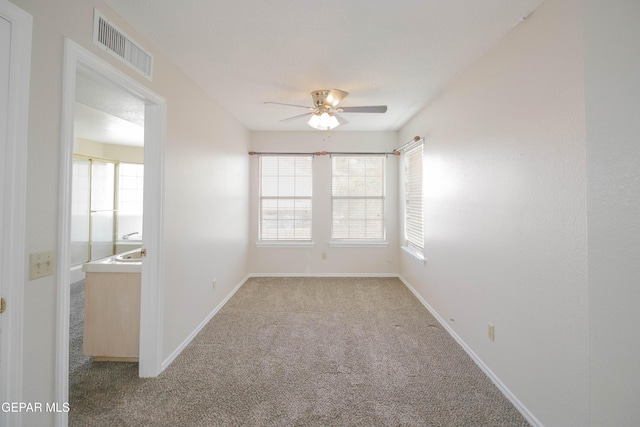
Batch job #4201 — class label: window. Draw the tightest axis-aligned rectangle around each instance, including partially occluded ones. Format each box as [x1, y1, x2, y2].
[117, 162, 144, 241]
[90, 160, 116, 260]
[71, 158, 91, 265]
[403, 141, 424, 257]
[70, 159, 145, 266]
[259, 155, 312, 241]
[331, 155, 385, 241]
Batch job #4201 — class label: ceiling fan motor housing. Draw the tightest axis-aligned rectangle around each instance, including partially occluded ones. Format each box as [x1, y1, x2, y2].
[311, 89, 347, 108]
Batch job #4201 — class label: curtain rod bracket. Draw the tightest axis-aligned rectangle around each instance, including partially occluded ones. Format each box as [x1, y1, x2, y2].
[392, 135, 423, 154]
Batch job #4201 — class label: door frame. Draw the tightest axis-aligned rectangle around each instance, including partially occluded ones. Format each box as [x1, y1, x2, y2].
[55, 39, 166, 426]
[0, 2, 31, 427]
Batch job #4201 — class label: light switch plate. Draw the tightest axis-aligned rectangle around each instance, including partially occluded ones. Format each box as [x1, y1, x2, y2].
[29, 251, 56, 280]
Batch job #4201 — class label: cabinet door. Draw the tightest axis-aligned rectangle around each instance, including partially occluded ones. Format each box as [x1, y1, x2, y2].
[83, 273, 141, 359]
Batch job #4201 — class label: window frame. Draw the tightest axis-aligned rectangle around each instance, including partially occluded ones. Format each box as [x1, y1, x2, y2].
[330, 154, 387, 244]
[258, 154, 313, 244]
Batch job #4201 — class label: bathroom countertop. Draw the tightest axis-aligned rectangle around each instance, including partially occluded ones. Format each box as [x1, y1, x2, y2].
[82, 249, 142, 273]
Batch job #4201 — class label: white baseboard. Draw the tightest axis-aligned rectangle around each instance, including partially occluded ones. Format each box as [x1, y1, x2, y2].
[248, 272, 399, 278]
[70, 265, 85, 283]
[161, 274, 250, 371]
[397, 275, 543, 427]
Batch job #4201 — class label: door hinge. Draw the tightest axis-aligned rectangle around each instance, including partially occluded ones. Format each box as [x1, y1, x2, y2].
[0, 298, 6, 314]
[140, 248, 147, 257]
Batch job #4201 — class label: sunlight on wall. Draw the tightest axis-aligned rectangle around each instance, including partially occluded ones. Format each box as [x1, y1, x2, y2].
[424, 155, 459, 199]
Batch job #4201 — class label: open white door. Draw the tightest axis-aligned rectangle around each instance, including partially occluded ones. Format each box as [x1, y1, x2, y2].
[0, 13, 9, 394]
[0, 2, 32, 427]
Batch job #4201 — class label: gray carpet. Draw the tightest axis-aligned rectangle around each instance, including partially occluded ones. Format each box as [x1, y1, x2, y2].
[69, 279, 93, 383]
[70, 277, 530, 426]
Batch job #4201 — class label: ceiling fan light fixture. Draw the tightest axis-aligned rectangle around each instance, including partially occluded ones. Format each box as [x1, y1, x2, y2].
[307, 111, 340, 130]
[266, 88, 386, 129]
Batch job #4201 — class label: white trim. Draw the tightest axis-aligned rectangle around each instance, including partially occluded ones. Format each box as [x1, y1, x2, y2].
[161, 275, 250, 370]
[256, 241, 315, 247]
[54, 41, 76, 427]
[397, 275, 542, 427]
[329, 240, 388, 248]
[138, 99, 166, 378]
[0, 2, 31, 427]
[56, 39, 166, 427]
[249, 273, 399, 278]
[401, 245, 426, 265]
[69, 265, 85, 284]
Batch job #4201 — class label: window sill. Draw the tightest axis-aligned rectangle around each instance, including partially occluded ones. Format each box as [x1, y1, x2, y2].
[401, 246, 426, 265]
[329, 240, 388, 248]
[256, 241, 315, 248]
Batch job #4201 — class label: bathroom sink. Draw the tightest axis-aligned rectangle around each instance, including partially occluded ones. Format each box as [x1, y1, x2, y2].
[114, 250, 143, 263]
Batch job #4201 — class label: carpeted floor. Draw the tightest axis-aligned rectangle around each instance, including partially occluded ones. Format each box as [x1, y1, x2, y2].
[69, 276, 530, 426]
[69, 279, 93, 383]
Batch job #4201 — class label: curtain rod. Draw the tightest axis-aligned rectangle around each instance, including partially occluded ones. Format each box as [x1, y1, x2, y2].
[392, 136, 423, 154]
[247, 136, 423, 157]
[248, 151, 400, 157]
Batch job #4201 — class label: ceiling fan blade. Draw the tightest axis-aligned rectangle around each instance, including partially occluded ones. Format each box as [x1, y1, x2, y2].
[338, 105, 388, 113]
[279, 112, 314, 122]
[265, 101, 314, 110]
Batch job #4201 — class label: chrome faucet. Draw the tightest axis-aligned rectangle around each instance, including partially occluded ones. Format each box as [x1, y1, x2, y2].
[122, 232, 140, 240]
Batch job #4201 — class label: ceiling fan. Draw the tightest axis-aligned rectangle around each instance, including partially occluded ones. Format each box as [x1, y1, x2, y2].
[265, 89, 387, 130]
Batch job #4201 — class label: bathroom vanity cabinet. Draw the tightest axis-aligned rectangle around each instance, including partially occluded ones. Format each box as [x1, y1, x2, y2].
[83, 272, 141, 362]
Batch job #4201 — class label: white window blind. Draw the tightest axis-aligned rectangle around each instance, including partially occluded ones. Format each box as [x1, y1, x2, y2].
[259, 155, 312, 241]
[404, 142, 423, 253]
[331, 155, 385, 240]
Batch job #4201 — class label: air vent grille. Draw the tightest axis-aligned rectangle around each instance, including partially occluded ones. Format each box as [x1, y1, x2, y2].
[93, 9, 153, 80]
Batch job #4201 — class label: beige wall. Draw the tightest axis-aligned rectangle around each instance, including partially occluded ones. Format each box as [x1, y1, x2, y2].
[74, 138, 144, 163]
[585, 0, 640, 425]
[399, 0, 588, 425]
[11, 1, 250, 425]
[249, 131, 400, 275]
[13, 0, 640, 425]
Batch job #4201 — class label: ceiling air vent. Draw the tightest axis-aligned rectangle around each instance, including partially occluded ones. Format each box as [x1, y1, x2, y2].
[93, 9, 153, 80]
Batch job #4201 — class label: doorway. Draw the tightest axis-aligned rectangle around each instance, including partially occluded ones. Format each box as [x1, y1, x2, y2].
[56, 39, 166, 426]
[69, 64, 147, 380]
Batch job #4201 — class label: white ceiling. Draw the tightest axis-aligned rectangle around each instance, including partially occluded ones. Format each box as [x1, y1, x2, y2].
[74, 103, 144, 147]
[102, 0, 543, 132]
[75, 65, 145, 147]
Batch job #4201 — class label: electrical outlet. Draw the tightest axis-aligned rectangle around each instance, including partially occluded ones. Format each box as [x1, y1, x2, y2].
[29, 251, 56, 280]
[212, 279, 217, 290]
[321, 252, 327, 260]
[488, 323, 495, 341]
